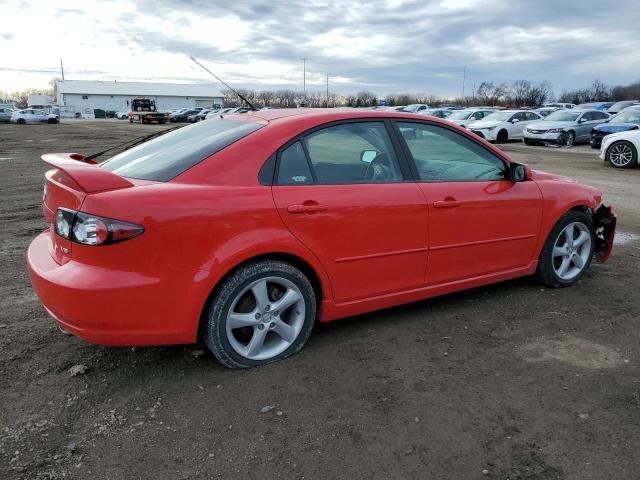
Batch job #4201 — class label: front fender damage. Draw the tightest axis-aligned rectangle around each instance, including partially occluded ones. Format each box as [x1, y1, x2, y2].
[593, 205, 616, 262]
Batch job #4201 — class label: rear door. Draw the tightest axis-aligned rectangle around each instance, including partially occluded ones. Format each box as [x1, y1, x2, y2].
[394, 121, 542, 285]
[271, 120, 428, 303]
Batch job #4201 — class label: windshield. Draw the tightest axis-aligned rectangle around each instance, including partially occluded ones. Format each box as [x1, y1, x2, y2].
[611, 109, 640, 124]
[544, 111, 580, 122]
[447, 110, 473, 120]
[481, 112, 513, 122]
[101, 118, 263, 181]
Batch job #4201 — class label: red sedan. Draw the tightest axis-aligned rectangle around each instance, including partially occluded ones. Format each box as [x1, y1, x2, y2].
[27, 109, 616, 368]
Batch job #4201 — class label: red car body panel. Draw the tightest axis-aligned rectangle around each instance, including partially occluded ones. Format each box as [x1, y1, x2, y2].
[26, 110, 614, 347]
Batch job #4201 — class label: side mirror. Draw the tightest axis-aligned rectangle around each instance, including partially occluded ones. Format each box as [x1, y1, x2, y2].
[511, 118, 520, 123]
[360, 150, 378, 163]
[510, 162, 528, 182]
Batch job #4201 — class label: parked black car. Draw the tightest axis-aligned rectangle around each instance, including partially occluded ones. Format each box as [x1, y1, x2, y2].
[590, 106, 640, 148]
[170, 109, 200, 122]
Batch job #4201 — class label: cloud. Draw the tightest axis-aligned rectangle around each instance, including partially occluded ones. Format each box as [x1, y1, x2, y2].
[1, 0, 639, 96]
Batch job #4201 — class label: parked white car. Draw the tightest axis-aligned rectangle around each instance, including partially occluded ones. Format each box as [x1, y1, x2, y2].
[11, 109, 59, 124]
[599, 129, 640, 169]
[544, 103, 575, 109]
[115, 111, 129, 120]
[401, 104, 430, 113]
[468, 110, 542, 142]
[446, 108, 495, 128]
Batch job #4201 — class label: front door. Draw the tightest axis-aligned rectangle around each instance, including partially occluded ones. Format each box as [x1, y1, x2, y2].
[271, 121, 428, 303]
[394, 121, 542, 285]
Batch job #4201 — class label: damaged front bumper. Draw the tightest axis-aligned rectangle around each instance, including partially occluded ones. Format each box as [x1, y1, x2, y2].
[594, 205, 616, 262]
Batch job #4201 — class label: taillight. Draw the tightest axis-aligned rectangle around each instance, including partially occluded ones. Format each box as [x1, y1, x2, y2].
[54, 208, 143, 246]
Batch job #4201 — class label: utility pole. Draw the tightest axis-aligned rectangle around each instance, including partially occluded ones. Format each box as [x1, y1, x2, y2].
[326, 73, 329, 105]
[60, 58, 65, 81]
[303, 58, 306, 96]
[462, 65, 466, 99]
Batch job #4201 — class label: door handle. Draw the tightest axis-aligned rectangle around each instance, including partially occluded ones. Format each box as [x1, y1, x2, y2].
[433, 198, 461, 208]
[287, 203, 329, 214]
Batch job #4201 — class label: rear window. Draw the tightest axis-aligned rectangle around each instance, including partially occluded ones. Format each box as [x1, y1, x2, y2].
[100, 118, 262, 181]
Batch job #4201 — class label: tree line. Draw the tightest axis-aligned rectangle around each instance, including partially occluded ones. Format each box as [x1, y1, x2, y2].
[3, 78, 639, 110]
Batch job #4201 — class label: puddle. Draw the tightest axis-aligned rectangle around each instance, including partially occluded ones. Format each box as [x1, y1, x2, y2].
[520, 335, 624, 369]
[614, 231, 640, 245]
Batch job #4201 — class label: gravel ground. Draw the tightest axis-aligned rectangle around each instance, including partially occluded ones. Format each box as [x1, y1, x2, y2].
[1, 120, 639, 480]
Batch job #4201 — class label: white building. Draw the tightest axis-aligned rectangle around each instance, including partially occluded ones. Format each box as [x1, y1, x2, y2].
[54, 80, 224, 115]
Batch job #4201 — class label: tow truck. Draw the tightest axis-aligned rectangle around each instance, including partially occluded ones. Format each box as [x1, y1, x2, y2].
[128, 98, 169, 124]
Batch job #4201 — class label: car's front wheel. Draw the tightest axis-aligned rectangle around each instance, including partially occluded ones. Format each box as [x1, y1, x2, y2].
[607, 140, 638, 168]
[536, 210, 595, 288]
[204, 260, 316, 368]
[17, 118, 25, 124]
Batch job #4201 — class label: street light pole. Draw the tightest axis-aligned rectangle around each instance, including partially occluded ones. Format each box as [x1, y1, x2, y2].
[303, 58, 306, 96]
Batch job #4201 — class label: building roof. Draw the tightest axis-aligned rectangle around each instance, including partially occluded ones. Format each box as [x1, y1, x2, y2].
[55, 80, 223, 98]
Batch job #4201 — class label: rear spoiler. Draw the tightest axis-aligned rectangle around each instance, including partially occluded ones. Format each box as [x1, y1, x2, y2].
[42, 153, 133, 194]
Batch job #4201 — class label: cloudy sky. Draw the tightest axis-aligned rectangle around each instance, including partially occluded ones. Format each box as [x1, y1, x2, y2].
[1, 0, 639, 97]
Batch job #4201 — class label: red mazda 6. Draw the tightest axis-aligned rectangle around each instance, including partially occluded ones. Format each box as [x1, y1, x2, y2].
[27, 109, 616, 368]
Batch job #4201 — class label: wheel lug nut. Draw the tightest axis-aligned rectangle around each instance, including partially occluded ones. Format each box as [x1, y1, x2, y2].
[265, 305, 270, 312]
[257, 324, 264, 330]
[255, 313, 261, 319]
[269, 322, 276, 329]
[273, 311, 279, 316]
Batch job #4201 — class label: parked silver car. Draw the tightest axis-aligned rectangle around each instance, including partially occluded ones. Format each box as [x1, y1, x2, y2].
[0, 106, 13, 122]
[523, 109, 610, 146]
[11, 109, 59, 124]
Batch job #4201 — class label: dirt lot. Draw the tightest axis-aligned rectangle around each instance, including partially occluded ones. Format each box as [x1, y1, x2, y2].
[1, 120, 639, 480]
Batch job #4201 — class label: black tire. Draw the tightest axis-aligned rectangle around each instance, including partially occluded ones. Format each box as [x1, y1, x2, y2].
[606, 140, 638, 169]
[536, 210, 595, 288]
[204, 260, 316, 369]
[590, 143, 599, 149]
[496, 129, 508, 143]
[129, 117, 133, 123]
[47, 118, 57, 124]
[562, 130, 575, 147]
[523, 138, 532, 146]
[17, 118, 25, 125]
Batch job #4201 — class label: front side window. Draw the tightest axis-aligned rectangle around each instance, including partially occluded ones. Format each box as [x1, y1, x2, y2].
[397, 122, 507, 182]
[101, 117, 263, 181]
[300, 122, 402, 184]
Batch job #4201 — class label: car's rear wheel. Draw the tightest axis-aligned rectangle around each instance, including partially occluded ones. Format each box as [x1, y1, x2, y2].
[17, 118, 25, 124]
[47, 118, 57, 124]
[204, 260, 316, 368]
[536, 210, 595, 288]
[496, 129, 508, 143]
[607, 141, 637, 168]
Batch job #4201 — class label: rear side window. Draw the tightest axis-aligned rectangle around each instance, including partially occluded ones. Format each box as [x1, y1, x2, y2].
[277, 141, 313, 184]
[101, 118, 262, 181]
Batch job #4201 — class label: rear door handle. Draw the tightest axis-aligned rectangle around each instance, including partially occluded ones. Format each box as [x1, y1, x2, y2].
[433, 199, 461, 208]
[287, 203, 329, 214]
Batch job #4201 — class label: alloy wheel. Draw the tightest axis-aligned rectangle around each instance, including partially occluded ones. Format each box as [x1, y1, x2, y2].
[608, 143, 634, 167]
[552, 222, 591, 281]
[564, 131, 575, 147]
[225, 276, 306, 361]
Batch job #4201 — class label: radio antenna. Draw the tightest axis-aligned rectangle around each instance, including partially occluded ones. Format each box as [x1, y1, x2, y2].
[189, 56, 257, 111]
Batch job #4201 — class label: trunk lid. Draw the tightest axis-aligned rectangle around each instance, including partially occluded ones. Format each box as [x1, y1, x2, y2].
[41, 153, 134, 263]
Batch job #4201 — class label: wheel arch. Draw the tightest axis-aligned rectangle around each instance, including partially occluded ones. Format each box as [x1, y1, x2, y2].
[195, 250, 330, 340]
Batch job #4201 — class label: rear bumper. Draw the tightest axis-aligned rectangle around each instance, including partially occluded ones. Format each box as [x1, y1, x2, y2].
[26, 231, 200, 346]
